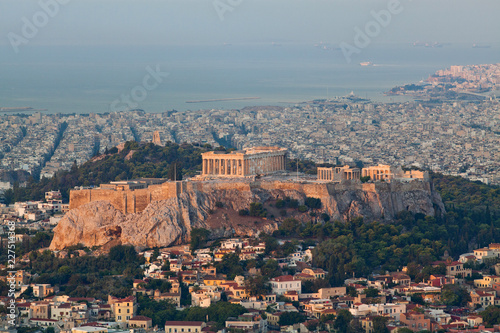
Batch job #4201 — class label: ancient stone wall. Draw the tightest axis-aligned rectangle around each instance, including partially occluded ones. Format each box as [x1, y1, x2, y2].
[69, 181, 180, 214]
[69, 178, 433, 215]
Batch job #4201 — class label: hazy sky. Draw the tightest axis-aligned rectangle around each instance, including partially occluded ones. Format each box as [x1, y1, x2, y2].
[1, 0, 499, 47]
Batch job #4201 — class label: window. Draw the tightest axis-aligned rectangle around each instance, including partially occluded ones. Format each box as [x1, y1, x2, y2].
[119, 309, 121, 313]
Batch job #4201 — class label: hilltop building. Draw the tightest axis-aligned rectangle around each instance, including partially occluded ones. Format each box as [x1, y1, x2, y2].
[317, 164, 429, 183]
[201, 146, 287, 178]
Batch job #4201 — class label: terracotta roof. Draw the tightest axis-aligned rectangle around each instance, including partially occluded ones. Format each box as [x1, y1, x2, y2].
[130, 315, 152, 321]
[68, 297, 95, 302]
[115, 296, 135, 303]
[271, 275, 297, 282]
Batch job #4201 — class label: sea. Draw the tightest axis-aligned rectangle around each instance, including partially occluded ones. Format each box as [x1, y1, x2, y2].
[0, 43, 499, 114]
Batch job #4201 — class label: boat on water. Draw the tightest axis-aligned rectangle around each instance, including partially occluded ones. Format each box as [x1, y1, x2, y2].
[472, 44, 491, 48]
[360, 62, 373, 66]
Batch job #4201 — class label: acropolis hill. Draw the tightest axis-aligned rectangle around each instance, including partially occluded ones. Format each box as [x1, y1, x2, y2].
[51, 147, 444, 250]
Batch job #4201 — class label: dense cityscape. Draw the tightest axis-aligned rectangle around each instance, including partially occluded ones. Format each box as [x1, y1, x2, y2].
[1, 1, 500, 332]
[1, 96, 499, 190]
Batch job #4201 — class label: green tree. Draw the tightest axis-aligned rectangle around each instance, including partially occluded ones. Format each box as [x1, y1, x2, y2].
[278, 312, 307, 326]
[245, 275, 271, 296]
[334, 309, 353, 332]
[261, 259, 281, 278]
[372, 316, 389, 333]
[249, 202, 267, 217]
[363, 287, 380, 298]
[190, 228, 210, 253]
[216, 253, 244, 280]
[441, 284, 470, 306]
[480, 306, 500, 327]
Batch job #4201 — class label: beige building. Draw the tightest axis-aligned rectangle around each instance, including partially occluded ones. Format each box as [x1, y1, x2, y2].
[318, 164, 428, 182]
[362, 164, 394, 181]
[164, 321, 206, 333]
[72, 327, 108, 333]
[32, 284, 55, 298]
[109, 295, 137, 324]
[317, 166, 361, 181]
[362, 165, 429, 182]
[318, 287, 347, 299]
[129, 315, 153, 329]
[30, 301, 51, 319]
[201, 147, 287, 177]
[474, 275, 500, 288]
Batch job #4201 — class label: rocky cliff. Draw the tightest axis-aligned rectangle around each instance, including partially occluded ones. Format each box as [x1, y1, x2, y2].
[50, 179, 445, 250]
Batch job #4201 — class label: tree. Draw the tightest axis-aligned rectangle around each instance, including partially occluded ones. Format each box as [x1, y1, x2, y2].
[167, 162, 182, 181]
[396, 328, 414, 333]
[261, 259, 281, 278]
[363, 287, 380, 298]
[245, 275, 271, 296]
[190, 228, 210, 253]
[305, 197, 322, 209]
[480, 306, 500, 327]
[152, 248, 160, 261]
[372, 316, 389, 333]
[360, 176, 371, 183]
[279, 218, 300, 237]
[279, 312, 307, 326]
[334, 309, 353, 332]
[249, 202, 267, 217]
[20, 286, 33, 298]
[109, 245, 138, 263]
[441, 284, 470, 306]
[216, 253, 244, 280]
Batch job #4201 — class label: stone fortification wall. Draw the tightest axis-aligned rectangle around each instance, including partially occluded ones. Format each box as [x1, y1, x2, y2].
[69, 182, 179, 214]
[69, 178, 435, 217]
[56, 177, 443, 250]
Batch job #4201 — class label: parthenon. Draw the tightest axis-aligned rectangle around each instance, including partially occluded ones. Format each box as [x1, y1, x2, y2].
[201, 147, 287, 177]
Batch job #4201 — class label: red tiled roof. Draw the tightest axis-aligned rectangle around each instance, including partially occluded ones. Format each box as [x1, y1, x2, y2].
[271, 275, 296, 282]
[68, 297, 95, 302]
[130, 315, 152, 321]
[115, 296, 135, 303]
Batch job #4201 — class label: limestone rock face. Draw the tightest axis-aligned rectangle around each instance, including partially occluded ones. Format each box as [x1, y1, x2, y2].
[50, 180, 444, 251]
[50, 190, 278, 251]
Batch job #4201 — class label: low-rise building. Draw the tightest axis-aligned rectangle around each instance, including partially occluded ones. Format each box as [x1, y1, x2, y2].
[270, 275, 301, 295]
[129, 315, 153, 329]
[165, 321, 206, 333]
[400, 312, 431, 332]
[110, 295, 137, 324]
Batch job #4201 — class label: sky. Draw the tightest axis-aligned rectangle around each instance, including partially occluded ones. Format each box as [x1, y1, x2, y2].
[1, 0, 500, 47]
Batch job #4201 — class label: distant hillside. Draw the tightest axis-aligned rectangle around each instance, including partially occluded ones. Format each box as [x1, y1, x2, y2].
[432, 172, 500, 211]
[2, 141, 220, 204]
